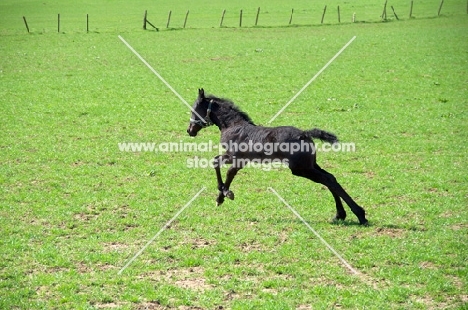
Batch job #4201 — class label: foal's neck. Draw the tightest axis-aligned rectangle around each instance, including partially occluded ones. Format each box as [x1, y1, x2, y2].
[215, 114, 253, 131]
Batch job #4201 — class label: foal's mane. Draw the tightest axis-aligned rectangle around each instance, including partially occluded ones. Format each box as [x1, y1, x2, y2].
[207, 95, 255, 125]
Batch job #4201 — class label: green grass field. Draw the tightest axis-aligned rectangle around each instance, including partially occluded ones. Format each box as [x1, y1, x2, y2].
[1, 0, 467, 309]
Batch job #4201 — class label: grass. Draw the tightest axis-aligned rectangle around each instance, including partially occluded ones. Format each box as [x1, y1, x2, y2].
[1, 0, 467, 309]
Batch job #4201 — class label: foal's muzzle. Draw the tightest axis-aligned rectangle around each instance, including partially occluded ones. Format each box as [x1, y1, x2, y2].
[187, 123, 199, 137]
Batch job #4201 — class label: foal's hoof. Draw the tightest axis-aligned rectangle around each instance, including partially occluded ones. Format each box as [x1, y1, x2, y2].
[216, 195, 225, 206]
[359, 218, 369, 226]
[333, 213, 347, 222]
[225, 190, 234, 200]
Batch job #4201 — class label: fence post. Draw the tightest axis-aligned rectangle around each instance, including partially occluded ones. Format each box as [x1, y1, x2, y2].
[239, 9, 243, 27]
[391, 6, 399, 20]
[23, 16, 30, 33]
[166, 10, 172, 28]
[289, 8, 294, 25]
[58, 13, 60, 32]
[321, 5, 327, 24]
[255, 7, 260, 26]
[381, 0, 388, 20]
[184, 10, 189, 28]
[338, 6, 341, 23]
[87, 14, 89, 32]
[220, 9, 226, 27]
[143, 10, 147, 29]
[438, 0, 444, 16]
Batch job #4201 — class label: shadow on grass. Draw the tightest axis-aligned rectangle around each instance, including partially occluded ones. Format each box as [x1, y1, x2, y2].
[377, 223, 427, 232]
[268, 217, 426, 230]
[331, 219, 426, 231]
[330, 219, 370, 227]
[264, 217, 367, 227]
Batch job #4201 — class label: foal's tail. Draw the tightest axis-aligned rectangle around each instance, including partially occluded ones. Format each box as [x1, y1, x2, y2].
[305, 128, 339, 144]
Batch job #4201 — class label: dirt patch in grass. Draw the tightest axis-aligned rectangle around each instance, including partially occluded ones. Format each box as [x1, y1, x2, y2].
[184, 238, 216, 250]
[133, 301, 166, 309]
[426, 187, 449, 197]
[102, 242, 130, 253]
[36, 285, 54, 298]
[374, 227, 407, 238]
[142, 266, 212, 291]
[73, 211, 99, 222]
[352, 226, 408, 241]
[450, 223, 468, 231]
[175, 277, 212, 291]
[162, 266, 204, 279]
[410, 294, 436, 308]
[261, 288, 278, 295]
[75, 261, 117, 273]
[440, 211, 455, 218]
[276, 230, 289, 245]
[239, 240, 265, 252]
[94, 302, 128, 309]
[419, 261, 438, 270]
[410, 293, 467, 309]
[223, 289, 252, 302]
[451, 276, 465, 290]
[308, 276, 345, 289]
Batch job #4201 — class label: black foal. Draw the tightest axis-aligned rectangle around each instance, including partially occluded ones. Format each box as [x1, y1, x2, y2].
[187, 89, 368, 225]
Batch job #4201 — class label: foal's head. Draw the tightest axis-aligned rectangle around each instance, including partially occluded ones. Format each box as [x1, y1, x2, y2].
[187, 88, 214, 137]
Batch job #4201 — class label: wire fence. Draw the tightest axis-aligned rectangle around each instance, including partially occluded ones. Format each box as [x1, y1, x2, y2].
[6, 0, 467, 35]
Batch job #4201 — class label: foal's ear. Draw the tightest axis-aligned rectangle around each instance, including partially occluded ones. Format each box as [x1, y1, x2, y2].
[198, 88, 205, 99]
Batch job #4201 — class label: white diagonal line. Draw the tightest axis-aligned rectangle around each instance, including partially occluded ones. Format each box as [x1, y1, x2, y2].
[268, 186, 360, 275]
[118, 187, 206, 275]
[267, 36, 356, 124]
[118, 35, 207, 123]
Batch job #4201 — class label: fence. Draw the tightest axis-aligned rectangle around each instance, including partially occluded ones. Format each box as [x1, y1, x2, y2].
[18, 0, 466, 34]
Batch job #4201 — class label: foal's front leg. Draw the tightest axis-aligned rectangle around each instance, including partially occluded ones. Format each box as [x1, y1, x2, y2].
[213, 154, 239, 206]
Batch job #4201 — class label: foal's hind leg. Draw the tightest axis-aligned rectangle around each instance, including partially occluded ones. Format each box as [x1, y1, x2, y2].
[311, 167, 367, 225]
[314, 164, 346, 222]
[330, 192, 346, 222]
[292, 166, 368, 225]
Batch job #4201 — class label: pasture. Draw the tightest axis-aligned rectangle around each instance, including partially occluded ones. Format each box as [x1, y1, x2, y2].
[1, 0, 467, 309]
